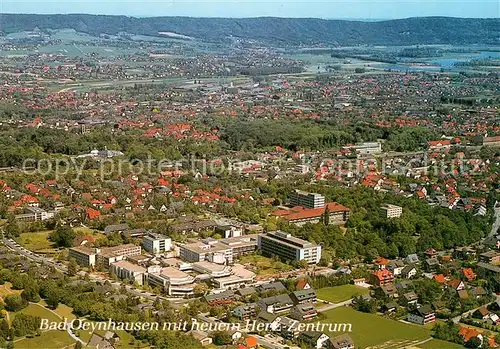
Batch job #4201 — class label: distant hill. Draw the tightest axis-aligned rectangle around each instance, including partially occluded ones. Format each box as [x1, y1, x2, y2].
[0, 14, 498, 45]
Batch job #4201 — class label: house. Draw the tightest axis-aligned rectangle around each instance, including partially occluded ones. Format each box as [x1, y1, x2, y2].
[457, 290, 469, 300]
[381, 302, 398, 313]
[189, 330, 213, 346]
[401, 265, 417, 279]
[298, 331, 330, 349]
[473, 307, 489, 320]
[297, 279, 312, 290]
[458, 327, 483, 346]
[328, 334, 355, 349]
[243, 336, 258, 349]
[407, 305, 436, 325]
[479, 250, 500, 264]
[433, 274, 446, 284]
[232, 304, 258, 320]
[405, 254, 420, 264]
[290, 304, 318, 321]
[401, 292, 418, 307]
[257, 294, 294, 314]
[374, 256, 389, 270]
[257, 281, 286, 292]
[470, 286, 487, 299]
[88, 333, 115, 349]
[205, 290, 236, 306]
[279, 317, 301, 339]
[448, 279, 465, 291]
[291, 289, 317, 304]
[353, 278, 366, 286]
[256, 311, 281, 331]
[387, 259, 405, 276]
[370, 269, 394, 286]
[374, 283, 398, 300]
[462, 268, 477, 281]
[424, 258, 440, 271]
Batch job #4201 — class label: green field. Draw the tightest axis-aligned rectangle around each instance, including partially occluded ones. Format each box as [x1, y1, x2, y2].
[316, 285, 370, 303]
[17, 231, 54, 251]
[418, 339, 465, 349]
[54, 304, 75, 321]
[14, 303, 61, 323]
[321, 307, 431, 348]
[14, 330, 75, 349]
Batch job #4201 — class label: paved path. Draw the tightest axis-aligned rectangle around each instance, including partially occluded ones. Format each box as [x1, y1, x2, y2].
[317, 298, 353, 312]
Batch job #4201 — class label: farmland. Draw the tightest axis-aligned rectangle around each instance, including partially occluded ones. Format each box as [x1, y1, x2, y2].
[316, 285, 370, 303]
[321, 307, 431, 348]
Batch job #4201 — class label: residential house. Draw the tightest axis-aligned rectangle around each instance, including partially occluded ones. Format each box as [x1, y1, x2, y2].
[387, 259, 405, 276]
[291, 289, 317, 304]
[232, 304, 258, 320]
[298, 331, 330, 349]
[407, 305, 436, 325]
[370, 269, 394, 286]
[290, 304, 318, 321]
[401, 292, 419, 308]
[405, 254, 420, 264]
[189, 331, 213, 346]
[401, 265, 417, 279]
[424, 258, 440, 272]
[257, 294, 294, 314]
[462, 268, 477, 281]
[328, 334, 355, 349]
[448, 279, 466, 292]
[479, 251, 500, 264]
[374, 283, 398, 300]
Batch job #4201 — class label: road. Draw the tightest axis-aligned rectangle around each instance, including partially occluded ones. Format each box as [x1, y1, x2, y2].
[317, 298, 353, 312]
[487, 202, 500, 239]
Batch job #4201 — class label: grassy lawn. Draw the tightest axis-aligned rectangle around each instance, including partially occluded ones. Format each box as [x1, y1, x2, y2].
[238, 254, 294, 276]
[0, 282, 22, 297]
[316, 285, 370, 303]
[14, 330, 75, 348]
[13, 303, 61, 323]
[418, 339, 464, 349]
[17, 231, 54, 251]
[321, 307, 431, 348]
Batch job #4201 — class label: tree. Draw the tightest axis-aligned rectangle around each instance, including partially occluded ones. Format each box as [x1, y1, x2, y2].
[75, 341, 83, 349]
[212, 331, 232, 345]
[4, 222, 20, 238]
[465, 336, 481, 348]
[21, 281, 40, 303]
[68, 259, 78, 276]
[49, 225, 76, 247]
[4, 294, 28, 312]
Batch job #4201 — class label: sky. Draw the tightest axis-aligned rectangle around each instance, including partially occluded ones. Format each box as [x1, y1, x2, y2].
[0, 0, 498, 19]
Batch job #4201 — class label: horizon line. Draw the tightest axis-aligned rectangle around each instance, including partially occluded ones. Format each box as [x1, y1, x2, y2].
[0, 13, 498, 21]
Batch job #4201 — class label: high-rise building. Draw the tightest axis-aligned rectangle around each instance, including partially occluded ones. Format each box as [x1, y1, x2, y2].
[257, 231, 321, 264]
[289, 190, 325, 209]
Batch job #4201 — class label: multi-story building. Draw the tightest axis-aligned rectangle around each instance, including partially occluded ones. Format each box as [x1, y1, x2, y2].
[289, 190, 325, 209]
[179, 239, 233, 265]
[370, 269, 394, 286]
[179, 235, 258, 265]
[274, 202, 350, 226]
[232, 304, 258, 320]
[381, 204, 403, 219]
[97, 244, 142, 268]
[147, 266, 195, 297]
[69, 246, 97, 267]
[258, 231, 321, 264]
[15, 207, 54, 222]
[142, 232, 172, 254]
[110, 260, 146, 285]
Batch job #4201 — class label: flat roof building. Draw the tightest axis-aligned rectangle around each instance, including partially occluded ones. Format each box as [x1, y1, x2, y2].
[142, 232, 172, 254]
[258, 231, 321, 264]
